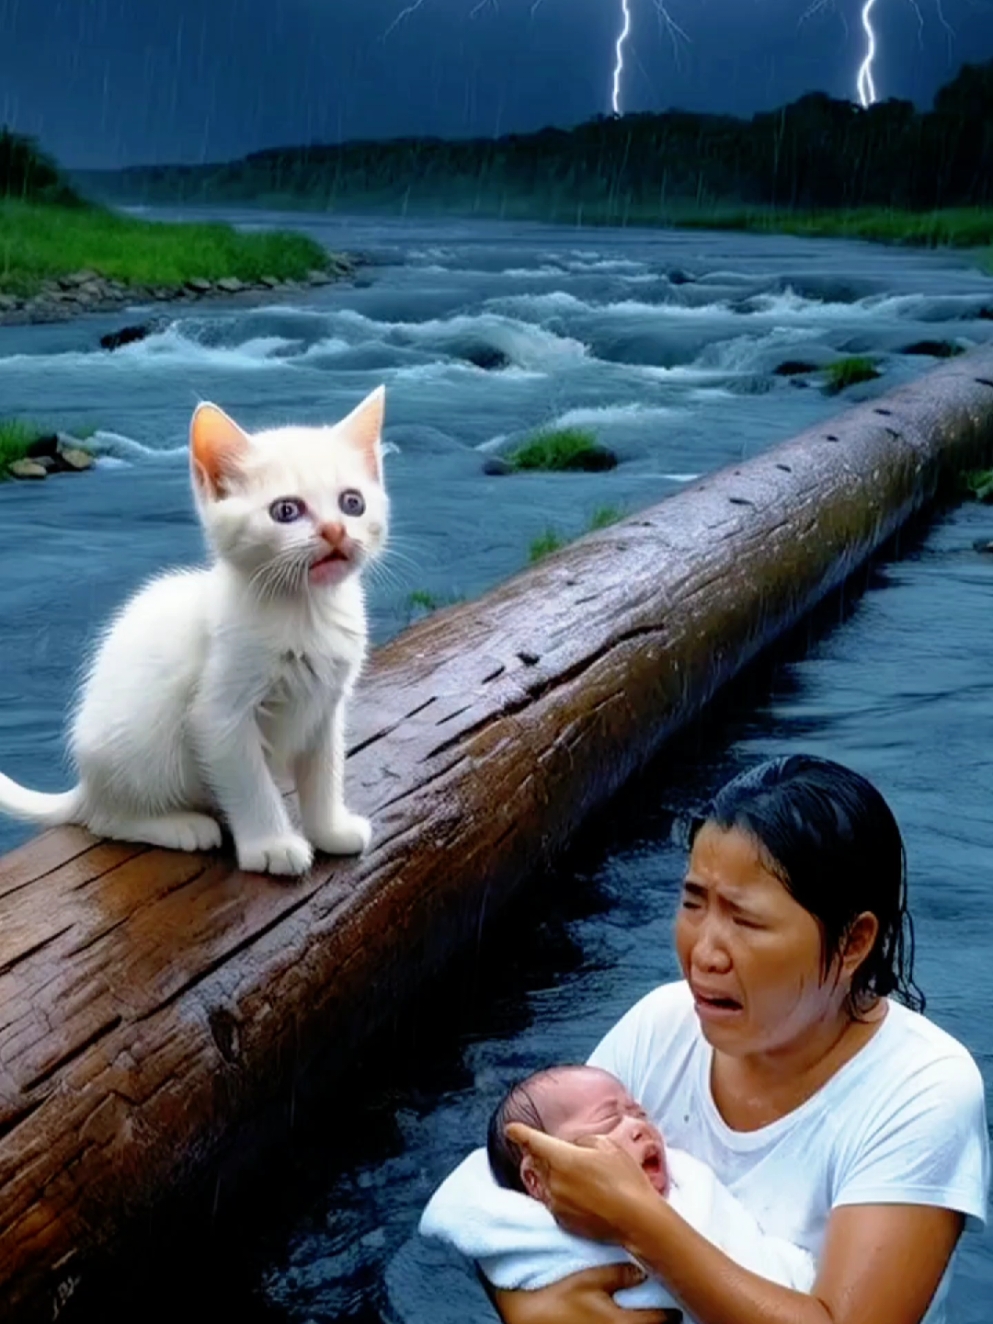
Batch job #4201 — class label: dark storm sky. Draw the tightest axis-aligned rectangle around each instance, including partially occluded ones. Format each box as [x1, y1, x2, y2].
[1, 0, 992, 169]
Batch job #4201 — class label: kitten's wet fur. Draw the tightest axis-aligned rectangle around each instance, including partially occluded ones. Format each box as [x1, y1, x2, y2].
[0, 386, 388, 876]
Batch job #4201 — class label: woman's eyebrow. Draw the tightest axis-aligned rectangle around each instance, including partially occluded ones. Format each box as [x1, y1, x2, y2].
[682, 877, 767, 915]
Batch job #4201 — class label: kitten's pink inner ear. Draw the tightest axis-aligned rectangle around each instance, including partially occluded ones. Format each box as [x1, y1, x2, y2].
[190, 403, 250, 498]
[341, 384, 385, 482]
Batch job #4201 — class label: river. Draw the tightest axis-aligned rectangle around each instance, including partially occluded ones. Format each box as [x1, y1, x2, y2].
[0, 213, 990, 1321]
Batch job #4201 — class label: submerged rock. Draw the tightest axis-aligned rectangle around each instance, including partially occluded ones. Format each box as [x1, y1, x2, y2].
[561, 444, 619, 472]
[25, 434, 60, 460]
[100, 323, 153, 352]
[462, 343, 512, 371]
[901, 340, 964, 359]
[482, 457, 513, 476]
[774, 360, 819, 377]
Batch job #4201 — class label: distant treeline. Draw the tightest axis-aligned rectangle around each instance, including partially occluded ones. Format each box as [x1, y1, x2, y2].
[74, 58, 993, 219]
[0, 129, 82, 205]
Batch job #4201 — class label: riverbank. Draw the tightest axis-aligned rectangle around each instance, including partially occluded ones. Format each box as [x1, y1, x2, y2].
[0, 201, 356, 325]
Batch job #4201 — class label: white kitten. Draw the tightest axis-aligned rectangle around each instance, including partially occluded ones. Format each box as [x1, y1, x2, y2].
[0, 386, 389, 877]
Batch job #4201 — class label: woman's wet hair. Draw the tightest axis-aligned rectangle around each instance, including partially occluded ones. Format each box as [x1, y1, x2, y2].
[690, 754, 924, 1015]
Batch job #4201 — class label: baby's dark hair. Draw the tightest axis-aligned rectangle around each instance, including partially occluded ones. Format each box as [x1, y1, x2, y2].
[486, 1065, 588, 1193]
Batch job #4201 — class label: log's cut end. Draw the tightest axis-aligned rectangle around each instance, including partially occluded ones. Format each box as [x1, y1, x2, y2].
[2, 352, 993, 1321]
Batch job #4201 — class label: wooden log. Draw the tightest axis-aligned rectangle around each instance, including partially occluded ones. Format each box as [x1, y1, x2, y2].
[1, 351, 993, 1319]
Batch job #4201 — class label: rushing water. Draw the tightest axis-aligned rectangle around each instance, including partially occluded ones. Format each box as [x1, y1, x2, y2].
[0, 215, 991, 1321]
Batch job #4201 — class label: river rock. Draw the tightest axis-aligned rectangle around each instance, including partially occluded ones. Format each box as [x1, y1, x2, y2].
[774, 360, 819, 376]
[25, 434, 60, 461]
[0, 293, 19, 312]
[59, 448, 95, 472]
[260, 275, 282, 288]
[463, 343, 512, 371]
[482, 457, 513, 476]
[308, 269, 332, 285]
[901, 340, 964, 359]
[59, 270, 100, 289]
[100, 323, 153, 351]
[9, 459, 48, 480]
[215, 276, 245, 293]
[561, 444, 619, 473]
[186, 277, 213, 295]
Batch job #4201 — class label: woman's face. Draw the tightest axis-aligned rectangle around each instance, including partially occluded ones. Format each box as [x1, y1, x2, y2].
[675, 820, 846, 1056]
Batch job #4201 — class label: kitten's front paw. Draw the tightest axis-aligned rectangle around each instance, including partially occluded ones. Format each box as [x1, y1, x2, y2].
[237, 832, 314, 877]
[313, 812, 373, 857]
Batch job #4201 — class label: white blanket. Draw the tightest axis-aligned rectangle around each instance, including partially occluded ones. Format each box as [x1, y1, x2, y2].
[420, 1147, 816, 1313]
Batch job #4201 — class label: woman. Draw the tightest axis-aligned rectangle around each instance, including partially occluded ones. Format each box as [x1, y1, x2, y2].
[490, 755, 988, 1324]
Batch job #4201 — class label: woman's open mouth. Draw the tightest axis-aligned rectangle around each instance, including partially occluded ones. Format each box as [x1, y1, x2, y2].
[691, 985, 743, 1019]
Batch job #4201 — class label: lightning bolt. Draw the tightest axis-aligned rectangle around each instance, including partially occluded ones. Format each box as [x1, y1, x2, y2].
[611, 0, 633, 115]
[856, 0, 879, 107]
[383, 0, 958, 122]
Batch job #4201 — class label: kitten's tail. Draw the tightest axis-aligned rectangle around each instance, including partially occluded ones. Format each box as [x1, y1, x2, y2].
[0, 772, 83, 827]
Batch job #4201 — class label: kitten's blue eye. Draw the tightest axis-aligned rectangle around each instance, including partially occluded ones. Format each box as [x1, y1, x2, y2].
[270, 497, 307, 524]
[339, 489, 365, 517]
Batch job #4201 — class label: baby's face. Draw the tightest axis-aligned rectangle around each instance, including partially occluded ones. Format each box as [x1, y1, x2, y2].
[535, 1067, 668, 1195]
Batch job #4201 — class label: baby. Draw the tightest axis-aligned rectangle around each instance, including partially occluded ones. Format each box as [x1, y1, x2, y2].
[487, 1064, 669, 1200]
[421, 1063, 816, 1316]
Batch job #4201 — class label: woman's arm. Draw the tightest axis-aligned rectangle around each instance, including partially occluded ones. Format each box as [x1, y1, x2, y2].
[501, 1125, 963, 1324]
[493, 1263, 678, 1324]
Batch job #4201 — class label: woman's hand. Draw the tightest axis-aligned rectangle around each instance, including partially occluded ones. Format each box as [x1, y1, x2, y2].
[493, 1263, 681, 1324]
[505, 1122, 659, 1244]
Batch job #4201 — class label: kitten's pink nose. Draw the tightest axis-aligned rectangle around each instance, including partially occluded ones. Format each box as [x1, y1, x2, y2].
[319, 521, 346, 548]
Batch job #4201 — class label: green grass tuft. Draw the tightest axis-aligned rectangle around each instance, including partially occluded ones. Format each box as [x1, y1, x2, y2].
[509, 427, 599, 473]
[961, 469, 993, 502]
[405, 588, 464, 621]
[0, 418, 41, 477]
[407, 589, 441, 612]
[0, 200, 332, 297]
[824, 356, 881, 395]
[588, 505, 623, 530]
[528, 529, 567, 563]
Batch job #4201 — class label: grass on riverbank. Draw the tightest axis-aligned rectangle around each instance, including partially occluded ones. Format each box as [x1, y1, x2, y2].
[0, 200, 332, 297]
[671, 205, 993, 254]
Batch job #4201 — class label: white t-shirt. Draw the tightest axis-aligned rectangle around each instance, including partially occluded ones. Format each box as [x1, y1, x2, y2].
[589, 981, 990, 1324]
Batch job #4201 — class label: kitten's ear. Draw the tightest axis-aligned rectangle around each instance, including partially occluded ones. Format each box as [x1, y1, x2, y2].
[338, 385, 385, 483]
[190, 402, 250, 499]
